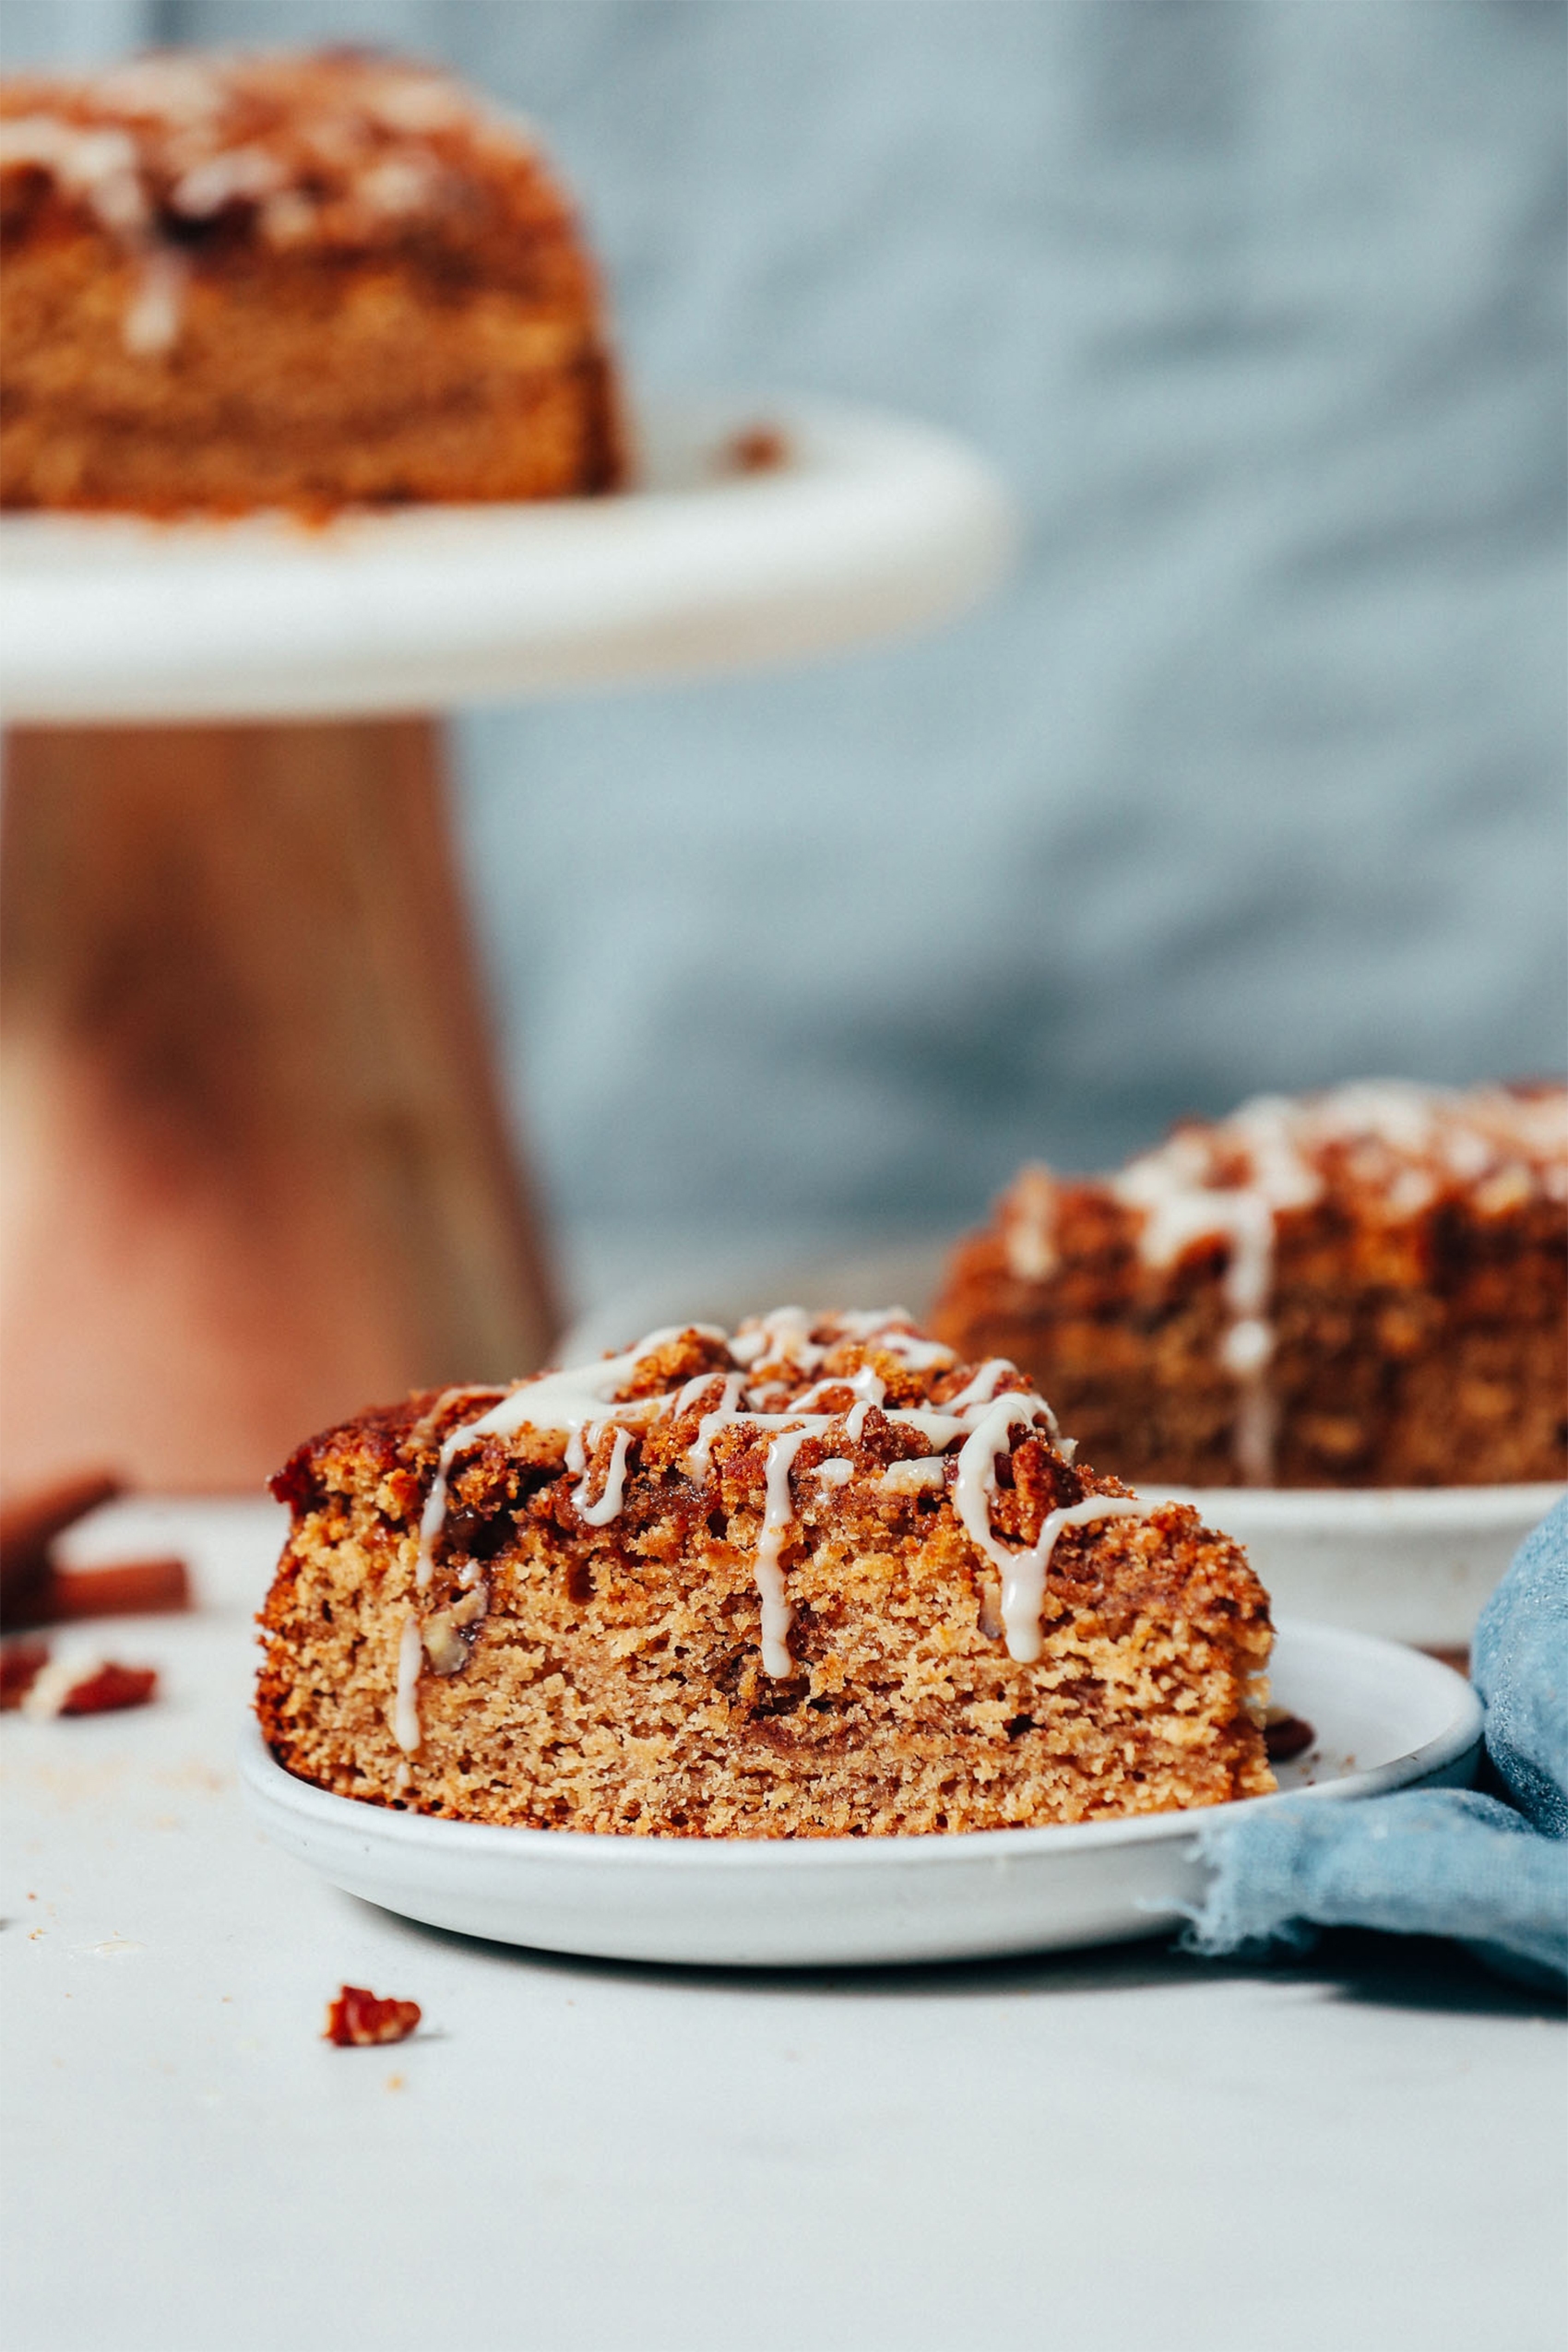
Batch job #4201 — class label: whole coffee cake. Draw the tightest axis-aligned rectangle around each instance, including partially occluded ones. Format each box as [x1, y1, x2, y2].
[256, 1312, 1275, 1835]
[0, 48, 623, 512]
[932, 1081, 1568, 1490]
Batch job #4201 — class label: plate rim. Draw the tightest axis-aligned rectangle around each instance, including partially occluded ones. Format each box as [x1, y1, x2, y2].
[1136, 1479, 1564, 1528]
[237, 1618, 1482, 1873]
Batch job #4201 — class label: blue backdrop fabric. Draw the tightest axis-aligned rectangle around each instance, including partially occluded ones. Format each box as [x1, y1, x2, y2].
[6, 1, 1564, 1267]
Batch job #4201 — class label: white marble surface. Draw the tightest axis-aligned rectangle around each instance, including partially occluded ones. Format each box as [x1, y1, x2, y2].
[4, 1497, 1563, 2352]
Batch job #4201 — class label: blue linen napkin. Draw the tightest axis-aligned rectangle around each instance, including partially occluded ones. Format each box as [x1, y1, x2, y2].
[1182, 1497, 1568, 1982]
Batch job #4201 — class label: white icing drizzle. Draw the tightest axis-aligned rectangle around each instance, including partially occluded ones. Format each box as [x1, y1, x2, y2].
[754, 1429, 815, 1677]
[944, 1358, 1025, 1412]
[2, 113, 182, 354]
[791, 1365, 886, 1412]
[880, 1457, 947, 1495]
[415, 1324, 719, 1586]
[390, 1612, 422, 1754]
[408, 1313, 1164, 1682]
[1002, 1166, 1059, 1280]
[729, 1306, 823, 1371]
[0, 116, 148, 232]
[947, 1395, 1152, 1660]
[169, 144, 283, 218]
[571, 1425, 635, 1527]
[684, 1373, 748, 1477]
[122, 245, 187, 356]
[1110, 1104, 1313, 1486]
[828, 1309, 956, 1369]
[665, 1369, 736, 1420]
[409, 1384, 505, 1447]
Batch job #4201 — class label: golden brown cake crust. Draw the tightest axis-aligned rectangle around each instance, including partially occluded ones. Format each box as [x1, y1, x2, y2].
[256, 1315, 1274, 1837]
[1, 48, 624, 512]
[932, 1080, 1568, 1489]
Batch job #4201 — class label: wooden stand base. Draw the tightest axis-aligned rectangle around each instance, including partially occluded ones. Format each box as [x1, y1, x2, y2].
[1, 719, 558, 1491]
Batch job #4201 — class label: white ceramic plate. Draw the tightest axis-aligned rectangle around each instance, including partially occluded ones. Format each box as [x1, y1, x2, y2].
[239, 1620, 1480, 1969]
[561, 1244, 1562, 1647]
[0, 395, 1013, 721]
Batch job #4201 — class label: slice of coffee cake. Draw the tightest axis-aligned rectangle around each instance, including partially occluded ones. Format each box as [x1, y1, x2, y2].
[257, 1312, 1273, 1836]
[932, 1081, 1568, 1489]
[1, 48, 623, 513]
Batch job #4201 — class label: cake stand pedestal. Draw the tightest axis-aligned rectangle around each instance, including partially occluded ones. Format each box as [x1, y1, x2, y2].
[0, 398, 1012, 1488]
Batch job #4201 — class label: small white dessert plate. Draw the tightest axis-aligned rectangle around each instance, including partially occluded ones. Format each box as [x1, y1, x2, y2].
[561, 1253, 1562, 1647]
[239, 1620, 1480, 1969]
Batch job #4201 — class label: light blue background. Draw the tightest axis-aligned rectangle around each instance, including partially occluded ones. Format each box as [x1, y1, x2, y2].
[9, 1, 1565, 1297]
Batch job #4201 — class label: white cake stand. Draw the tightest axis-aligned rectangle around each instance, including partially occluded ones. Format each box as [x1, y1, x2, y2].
[0, 398, 1012, 720]
[0, 396, 1013, 1489]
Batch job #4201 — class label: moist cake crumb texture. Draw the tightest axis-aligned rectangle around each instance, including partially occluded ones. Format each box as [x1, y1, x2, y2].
[932, 1080, 1568, 1490]
[1, 46, 624, 512]
[257, 1311, 1275, 1836]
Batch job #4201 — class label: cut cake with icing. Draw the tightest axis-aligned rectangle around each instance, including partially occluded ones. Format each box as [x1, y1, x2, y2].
[256, 1312, 1274, 1837]
[931, 1080, 1568, 1491]
[0, 48, 623, 513]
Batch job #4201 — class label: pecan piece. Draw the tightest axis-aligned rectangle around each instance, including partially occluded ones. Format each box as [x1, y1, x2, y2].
[56, 1662, 159, 1715]
[324, 1985, 422, 2047]
[0, 1639, 50, 1710]
[1264, 1711, 1315, 1763]
[18, 1655, 159, 1716]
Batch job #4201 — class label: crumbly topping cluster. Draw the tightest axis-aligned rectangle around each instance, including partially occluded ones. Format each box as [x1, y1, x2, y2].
[374, 1309, 1158, 1737]
[0, 47, 552, 254]
[992, 1080, 1567, 1487]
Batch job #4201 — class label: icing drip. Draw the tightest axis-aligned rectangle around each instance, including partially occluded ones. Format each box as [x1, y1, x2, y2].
[791, 1365, 886, 1412]
[880, 1458, 947, 1494]
[1002, 1166, 1059, 1280]
[0, 114, 192, 354]
[390, 1612, 422, 1753]
[754, 1429, 815, 1678]
[730, 1306, 824, 1371]
[944, 1357, 1029, 1412]
[571, 1425, 635, 1527]
[729, 1304, 951, 1374]
[685, 1373, 748, 1477]
[949, 1396, 1153, 1661]
[122, 245, 187, 355]
[0, 117, 148, 232]
[829, 1309, 956, 1369]
[1112, 1100, 1316, 1488]
[415, 1324, 717, 1586]
[409, 1384, 504, 1446]
[170, 144, 283, 217]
